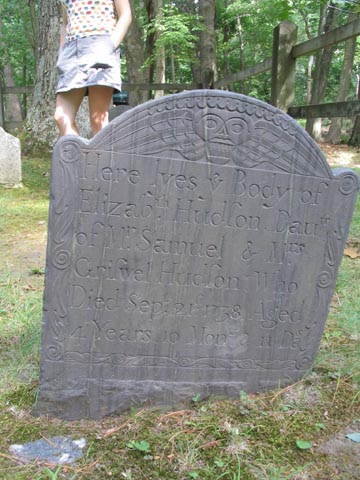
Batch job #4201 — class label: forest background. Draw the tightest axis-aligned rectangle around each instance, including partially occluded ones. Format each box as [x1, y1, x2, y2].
[1, 0, 360, 145]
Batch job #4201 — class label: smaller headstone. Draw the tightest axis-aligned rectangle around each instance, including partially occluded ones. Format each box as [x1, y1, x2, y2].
[0, 127, 21, 186]
[109, 104, 131, 121]
[9, 436, 86, 464]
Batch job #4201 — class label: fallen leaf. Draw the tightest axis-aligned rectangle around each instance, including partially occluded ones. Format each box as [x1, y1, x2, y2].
[296, 440, 312, 450]
[344, 246, 360, 259]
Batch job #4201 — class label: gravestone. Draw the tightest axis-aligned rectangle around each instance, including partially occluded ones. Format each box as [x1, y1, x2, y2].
[0, 127, 21, 185]
[109, 104, 131, 121]
[36, 90, 359, 420]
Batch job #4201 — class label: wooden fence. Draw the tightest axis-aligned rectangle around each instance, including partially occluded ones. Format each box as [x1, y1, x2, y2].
[1, 18, 360, 131]
[0, 86, 33, 131]
[217, 18, 360, 119]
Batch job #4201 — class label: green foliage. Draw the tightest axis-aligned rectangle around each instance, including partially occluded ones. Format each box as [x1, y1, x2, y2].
[0, 0, 37, 87]
[295, 439, 313, 450]
[126, 440, 151, 453]
[216, 0, 292, 98]
[1, 0, 358, 121]
[144, 3, 203, 83]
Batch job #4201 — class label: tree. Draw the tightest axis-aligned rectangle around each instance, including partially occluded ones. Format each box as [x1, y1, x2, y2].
[288, 0, 322, 106]
[349, 76, 360, 146]
[123, 0, 151, 106]
[218, 0, 291, 99]
[10, 0, 357, 144]
[0, 0, 37, 122]
[146, 0, 165, 98]
[326, 11, 358, 144]
[198, 0, 217, 88]
[26, 0, 62, 144]
[144, 3, 202, 83]
[0, 17, 22, 123]
[305, 2, 340, 139]
[27, 0, 93, 143]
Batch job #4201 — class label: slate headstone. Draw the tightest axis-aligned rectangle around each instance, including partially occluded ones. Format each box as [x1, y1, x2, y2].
[36, 90, 359, 420]
[0, 127, 21, 185]
[109, 104, 131, 121]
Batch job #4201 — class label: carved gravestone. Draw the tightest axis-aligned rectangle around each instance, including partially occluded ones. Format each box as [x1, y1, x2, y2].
[0, 127, 21, 185]
[36, 91, 359, 420]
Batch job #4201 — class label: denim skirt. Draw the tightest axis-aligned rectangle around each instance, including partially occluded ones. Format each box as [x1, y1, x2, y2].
[56, 34, 121, 94]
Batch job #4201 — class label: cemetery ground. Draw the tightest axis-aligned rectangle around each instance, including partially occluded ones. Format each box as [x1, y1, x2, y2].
[0, 143, 359, 480]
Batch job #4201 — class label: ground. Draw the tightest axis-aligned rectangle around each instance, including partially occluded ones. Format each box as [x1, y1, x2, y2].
[319, 142, 360, 169]
[0, 144, 360, 480]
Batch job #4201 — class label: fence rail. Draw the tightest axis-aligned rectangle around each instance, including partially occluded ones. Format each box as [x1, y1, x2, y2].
[215, 59, 272, 89]
[1, 17, 360, 132]
[288, 100, 360, 119]
[292, 17, 360, 58]
[0, 86, 33, 131]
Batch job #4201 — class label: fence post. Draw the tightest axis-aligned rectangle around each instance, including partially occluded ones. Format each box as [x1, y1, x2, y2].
[0, 84, 4, 129]
[271, 21, 297, 112]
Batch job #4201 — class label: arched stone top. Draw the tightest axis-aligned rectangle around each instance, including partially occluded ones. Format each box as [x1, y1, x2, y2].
[89, 89, 333, 178]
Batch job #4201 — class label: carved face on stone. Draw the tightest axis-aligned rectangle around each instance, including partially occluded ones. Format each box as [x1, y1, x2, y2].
[195, 113, 248, 143]
[192, 112, 250, 164]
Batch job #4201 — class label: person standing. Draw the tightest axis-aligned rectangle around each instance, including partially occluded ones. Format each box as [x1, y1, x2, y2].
[54, 0, 132, 136]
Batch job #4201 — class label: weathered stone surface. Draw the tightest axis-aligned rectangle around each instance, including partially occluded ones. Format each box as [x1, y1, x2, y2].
[109, 104, 131, 121]
[36, 90, 359, 420]
[0, 127, 21, 185]
[9, 437, 86, 464]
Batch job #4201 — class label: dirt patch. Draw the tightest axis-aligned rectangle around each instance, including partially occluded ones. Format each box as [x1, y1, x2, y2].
[319, 142, 360, 168]
[0, 222, 47, 279]
[317, 420, 360, 480]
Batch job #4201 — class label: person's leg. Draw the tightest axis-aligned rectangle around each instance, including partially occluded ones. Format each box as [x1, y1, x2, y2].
[88, 85, 114, 134]
[54, 88, 87, 136]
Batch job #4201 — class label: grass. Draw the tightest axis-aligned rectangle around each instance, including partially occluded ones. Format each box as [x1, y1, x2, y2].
[0, 148, 359, 479]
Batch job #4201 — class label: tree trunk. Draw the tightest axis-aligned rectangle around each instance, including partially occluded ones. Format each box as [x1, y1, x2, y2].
[170, 41, 176, 84]
[349, 69, 360, 146]
[295, 2, 315, 107]
[152, 0, 165, 99]
[306, 2, 339, 140]
[124, 0, 151, 106]
[27, 0, 63, 143]
[27, 0, 98, 143]
[326, 12, 358, 144]
[235, 12, 245, 93]
[0, 17, 22, 123]
[221, 0, 232, 91]
[20, 0, 38, 61]
[199, 0, 217, 88]
[306, 56, 314, 104]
